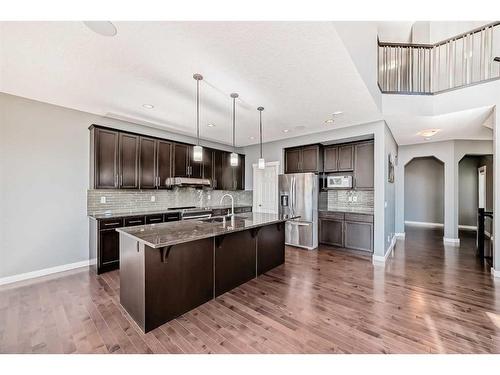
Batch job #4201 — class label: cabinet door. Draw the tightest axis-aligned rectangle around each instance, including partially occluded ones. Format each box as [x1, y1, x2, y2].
[301, 145, 320, 172]
[324, 146, 338, 172]
[222, 152, 234, 190]
[319, 218, 344, 247]
[257, 222, 285, 275]
[354, 142, 374, 189]
[338, 145, 354, 171]
[202, 148, 214, 181]
[213, 149, 224, 189]
[234, 154, 245, 190]
[285, 148, 302, 173]
[119, 133, 139, 189]
[344, 221, 373, 252]
[94, 128, 119, 189]
[139, 137, 157, 189]
[98, 229, 120, 273]
[157, 140, 172, 188]
[173, 143, 189, 177]
[189, 146, 203, 179]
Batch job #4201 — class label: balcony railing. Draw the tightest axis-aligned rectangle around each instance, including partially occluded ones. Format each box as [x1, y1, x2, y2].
[378, 22, 500, 94]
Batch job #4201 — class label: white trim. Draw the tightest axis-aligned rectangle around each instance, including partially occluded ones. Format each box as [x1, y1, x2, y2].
[395, 232, 406, 239]
[372, 235, 397, 264]
[251, 160, 280, 168]
[443, 237, 460, 246]
[458, 225, 477, 231]
[0, 260, 91, 286]
[492, 267, 500, 278]
[405, 220, 443, 228]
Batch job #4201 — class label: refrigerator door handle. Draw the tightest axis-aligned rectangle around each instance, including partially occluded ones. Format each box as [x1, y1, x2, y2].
[288, 220, 310, 226]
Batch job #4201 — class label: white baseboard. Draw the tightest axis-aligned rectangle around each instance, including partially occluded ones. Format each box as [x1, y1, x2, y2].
[373, 235, 397, 264]
[0, 260, 91, 286]
[443, 237, 460, 246]
[405, 221, 443, 228]
[395, 232, 406, 239]
[492, 268, 500, 278]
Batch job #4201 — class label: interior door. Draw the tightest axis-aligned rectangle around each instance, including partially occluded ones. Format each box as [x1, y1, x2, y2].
[119, 133, 139, 189]
[253, 162, 279, 213]
[139, 136, 157, 189]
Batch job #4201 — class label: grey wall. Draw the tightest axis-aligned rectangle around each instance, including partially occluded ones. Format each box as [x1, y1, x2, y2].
[0, 93, 236, 279]
[384, 124, 398, 250]
[458, 156, 479, 227]
[404, 157, 445, 224]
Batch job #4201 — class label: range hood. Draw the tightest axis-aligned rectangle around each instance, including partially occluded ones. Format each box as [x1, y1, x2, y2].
[165, 177, 211, 188]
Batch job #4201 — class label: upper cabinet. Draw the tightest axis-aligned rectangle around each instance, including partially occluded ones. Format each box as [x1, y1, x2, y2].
[324, 144, 354, 172]
[90, 125, 245, 190]
[284, 145, 322, 174]
[353, 142, 374, 189]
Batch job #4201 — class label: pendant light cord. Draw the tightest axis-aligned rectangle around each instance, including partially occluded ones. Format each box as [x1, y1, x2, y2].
[232, 97, 236, 151]
[259, 110, 263, 158]
[196, 79, 200, 146]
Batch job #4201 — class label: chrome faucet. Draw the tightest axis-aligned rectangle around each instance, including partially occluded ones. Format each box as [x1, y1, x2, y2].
[220, 193, 234, 217]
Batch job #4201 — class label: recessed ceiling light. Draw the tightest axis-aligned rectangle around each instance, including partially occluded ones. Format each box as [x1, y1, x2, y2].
[324, 119, 334, 124]
[83, 21, 117, 37]
[142, 104, 154, 109]
[332, 111, 343, 116]
[417, 128, 441, 137]
[283, 129, 290, 133]
[424, 137, 431, 141]
[207, 123, 215, 128]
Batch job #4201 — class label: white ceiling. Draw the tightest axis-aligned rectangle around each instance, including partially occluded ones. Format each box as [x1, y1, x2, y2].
[0, 21, 383, 147]
[385, 106, 494, 146]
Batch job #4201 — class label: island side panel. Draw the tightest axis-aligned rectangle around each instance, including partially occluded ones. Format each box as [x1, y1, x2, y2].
[257, 222, 286, 275]
[144, 238, 214, 332]
[119, 234, 146, 331]
[215, 229, 257, 297]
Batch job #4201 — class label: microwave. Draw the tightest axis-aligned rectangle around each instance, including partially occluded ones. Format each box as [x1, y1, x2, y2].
[326, 175, 352, 189]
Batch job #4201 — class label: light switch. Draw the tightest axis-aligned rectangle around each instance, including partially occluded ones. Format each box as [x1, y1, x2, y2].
[100, 196, 106, 204]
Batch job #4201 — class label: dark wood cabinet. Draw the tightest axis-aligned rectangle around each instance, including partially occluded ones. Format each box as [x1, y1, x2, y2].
[354, 142, 374, 189]
[324, 146, 339, 172]
[324, 144, 353, 172]
[118, 133, 139, 189]
[173, 143, 189, 177]
[285, 145, 322, 173]
[139, 137, 157, 189]
[257, 222, 285, 275]
[93, 128, 119, 189]
[319, 218, 344, 247]
[344, 221, 373, 252]
[90, 125, 245, 190]
[156, 140, 172, 188]
[99, 229, 120, 272]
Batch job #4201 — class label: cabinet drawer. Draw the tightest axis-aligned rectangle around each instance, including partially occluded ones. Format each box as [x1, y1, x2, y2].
[124, 216, 146, 227]
[164, 212, 181, 222]
[345, 213, 373, 223]
[99, 218, 123, 230]
[318, 211, 344, 220]
[234, 206, 251, 214]
[146, 214, 164, 224]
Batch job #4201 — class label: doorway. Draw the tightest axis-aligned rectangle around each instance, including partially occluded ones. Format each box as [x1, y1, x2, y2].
[252, 161, 279, 214]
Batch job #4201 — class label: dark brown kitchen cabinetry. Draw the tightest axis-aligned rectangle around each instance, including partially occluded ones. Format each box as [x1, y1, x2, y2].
[284, 145, 322, 173]
[92, 128, 119, 189]
[323, 144, 354, 172]
[353, 142, 374, 189]
[319, 211, 373, 253]
[139, 137, 172, 189]
[319, 218, 344, 247]
[90, 125, 245, 190]
[344, 220, 373, 252]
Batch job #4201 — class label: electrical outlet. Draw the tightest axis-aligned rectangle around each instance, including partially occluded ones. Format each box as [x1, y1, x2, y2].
[348, 196, 352, 202]
[100, 196, 106, 204]
[151, 195, 156, 202]
[352, 196, 357, 202]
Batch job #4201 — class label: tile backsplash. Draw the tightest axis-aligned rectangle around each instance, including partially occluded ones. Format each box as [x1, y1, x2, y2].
[319, 189, 374, 211]
[87, 188, 253, 216]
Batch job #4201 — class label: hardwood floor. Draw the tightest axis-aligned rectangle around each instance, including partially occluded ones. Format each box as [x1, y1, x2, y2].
[1, 226, 499, 354]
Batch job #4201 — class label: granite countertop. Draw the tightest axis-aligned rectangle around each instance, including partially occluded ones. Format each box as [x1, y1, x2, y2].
[88, 204, 252, 219]
[116, 212, 296, 248]
[318, 207, 374, 215]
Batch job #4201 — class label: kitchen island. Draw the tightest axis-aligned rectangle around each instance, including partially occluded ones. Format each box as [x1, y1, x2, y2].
[116, 212, 292, 332]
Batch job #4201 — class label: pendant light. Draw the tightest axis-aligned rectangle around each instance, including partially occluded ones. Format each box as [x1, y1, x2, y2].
[192, 73, 203, 162]
[230, 93, 239, 167]
[257, 106, 265, 169]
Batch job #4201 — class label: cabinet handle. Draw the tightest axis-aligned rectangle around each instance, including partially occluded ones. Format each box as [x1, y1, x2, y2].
[128, 220, 143, 224]
[104, 222, 120, 226]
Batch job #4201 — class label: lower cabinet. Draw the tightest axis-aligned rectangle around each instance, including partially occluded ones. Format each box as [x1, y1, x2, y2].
[257, 222, 285, 275]
[99, 229, 120, 273]
[319, 211, 373, 252]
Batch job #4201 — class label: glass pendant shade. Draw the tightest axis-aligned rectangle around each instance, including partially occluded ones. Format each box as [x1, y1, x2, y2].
[258, 158, 265, 169]
[230, 152, 239, 166]
[193, 145, 203, 162]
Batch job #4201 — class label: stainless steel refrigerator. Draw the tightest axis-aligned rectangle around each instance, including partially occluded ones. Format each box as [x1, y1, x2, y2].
[279, 173, 318, 250]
